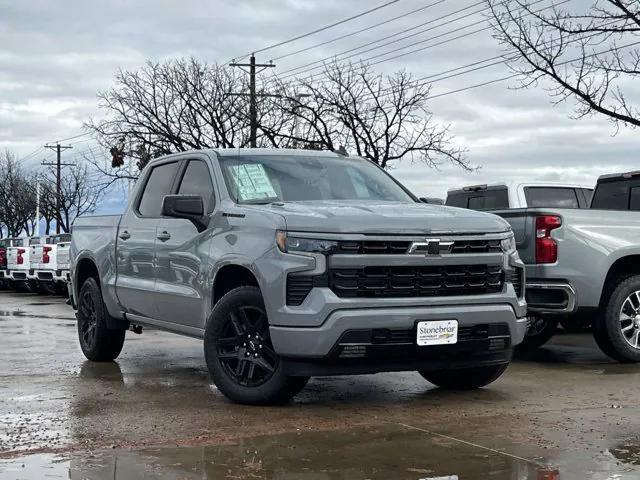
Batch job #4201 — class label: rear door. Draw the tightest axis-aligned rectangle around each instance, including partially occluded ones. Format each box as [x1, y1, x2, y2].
[116, 160, 180, 318]
[153, 158, 216, 328]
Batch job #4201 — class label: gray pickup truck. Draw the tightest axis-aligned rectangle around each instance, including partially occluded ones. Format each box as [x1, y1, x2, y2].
[447, 172, 640, 363]
[70, 149, 527, 404]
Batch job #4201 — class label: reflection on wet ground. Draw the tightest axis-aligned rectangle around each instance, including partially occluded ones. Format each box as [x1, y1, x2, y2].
[1, 424, 560, 479]
[3, 292, 640, 479]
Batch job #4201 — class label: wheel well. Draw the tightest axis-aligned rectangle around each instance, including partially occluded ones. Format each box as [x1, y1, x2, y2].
[76, 258, 100, 290]
[600, 255, 640, 308]
[213, 265, 259, 306]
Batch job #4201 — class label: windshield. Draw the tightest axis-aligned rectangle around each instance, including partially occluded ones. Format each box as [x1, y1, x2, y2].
[218, 155, 414, 204]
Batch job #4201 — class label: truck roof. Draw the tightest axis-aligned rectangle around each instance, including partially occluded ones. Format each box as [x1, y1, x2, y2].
[147, 148, 349, 168]
[447, 181, 592, 194]
[596, 170, 640, 183]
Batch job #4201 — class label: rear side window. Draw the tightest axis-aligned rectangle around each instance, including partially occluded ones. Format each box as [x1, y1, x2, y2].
[177, 160, 215, 213]
[138, 162, 179, 217]
[524, 187, 580, 208]
[29, 238, 41, 246]
[447, 188, 509, 210]
[591, 180, 633, 210]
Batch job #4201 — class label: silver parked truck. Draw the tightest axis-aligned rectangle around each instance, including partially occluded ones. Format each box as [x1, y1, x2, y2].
[70, 149, 527, 404]
[447, 172, 640, 363]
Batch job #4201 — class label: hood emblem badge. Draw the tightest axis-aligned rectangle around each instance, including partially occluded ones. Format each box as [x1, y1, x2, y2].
[407, 238, 453, 256]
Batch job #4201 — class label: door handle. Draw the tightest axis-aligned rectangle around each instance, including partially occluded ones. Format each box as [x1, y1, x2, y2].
[119, 231, 131, 241]
[156, 231, 171, 242]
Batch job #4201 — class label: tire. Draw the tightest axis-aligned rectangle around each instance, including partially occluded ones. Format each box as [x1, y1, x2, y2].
[76, 277, 126, 362]
[419, 363, 509, 390]
[517, 315, 558, 349]
[593, 275, 640, 363]
[204, 286, 309, 405]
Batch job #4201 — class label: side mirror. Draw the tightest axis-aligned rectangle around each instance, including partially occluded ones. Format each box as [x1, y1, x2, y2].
[162, 195, 209, 232]
[419, 197, 444, 205]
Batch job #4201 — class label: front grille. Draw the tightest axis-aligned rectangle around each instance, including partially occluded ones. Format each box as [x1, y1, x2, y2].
[336, 323, 511, 359]
[333, 238, 502, 255]
[329, 264, 504, 298]
[506, 268, 524, 298]
[336, 241, 410, 255]
[340, 323, 510, 345]
[450, 239, 501, 254]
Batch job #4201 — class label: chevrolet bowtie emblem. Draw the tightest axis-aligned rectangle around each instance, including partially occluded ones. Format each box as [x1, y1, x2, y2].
[407, 238, 454, 256]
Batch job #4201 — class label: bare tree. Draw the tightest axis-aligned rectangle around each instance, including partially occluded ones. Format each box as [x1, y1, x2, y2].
[487, 0, 640, 129]
[266, 62, 468, 169]
[87, 57, 468, 178]
[0, 150, 36, 237]
[39, 163, 105, 233]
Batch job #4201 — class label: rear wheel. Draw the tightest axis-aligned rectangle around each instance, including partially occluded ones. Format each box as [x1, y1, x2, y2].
[419, 363, 509, 390]
[76, 277, 125, 362]
[517, 315, 558, 349]
[204, 286, 308, 405]
[593, 275, 640, 363]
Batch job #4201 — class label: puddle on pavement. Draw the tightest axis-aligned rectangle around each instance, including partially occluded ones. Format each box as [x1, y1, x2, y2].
[0, 424, 562, 480]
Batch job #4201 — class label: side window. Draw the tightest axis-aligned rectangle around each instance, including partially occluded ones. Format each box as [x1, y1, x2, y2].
[630, 187, 640, 211]
[138, 162, 179, 217]
[177, 160, 215, 213]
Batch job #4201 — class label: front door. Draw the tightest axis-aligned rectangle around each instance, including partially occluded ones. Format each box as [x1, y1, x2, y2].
[154, 158, 216, 329]
[115, 160, 180, 318]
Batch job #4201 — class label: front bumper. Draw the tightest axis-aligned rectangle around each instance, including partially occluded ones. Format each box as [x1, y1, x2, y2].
[270, 302, 527, 362]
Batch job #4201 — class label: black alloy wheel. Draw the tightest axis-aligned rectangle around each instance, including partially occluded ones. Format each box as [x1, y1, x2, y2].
[79, 288, 98, 349]
[217, 305, 279, 387]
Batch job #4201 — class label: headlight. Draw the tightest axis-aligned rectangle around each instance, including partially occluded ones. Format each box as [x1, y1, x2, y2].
[276, 231, 337, 254]
[500, 234, 517, 254]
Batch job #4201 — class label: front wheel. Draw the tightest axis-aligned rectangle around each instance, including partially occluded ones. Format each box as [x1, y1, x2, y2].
[204, 286, 308, 405]
[419, 363, 509, 390]
[76, 277, 125, 362]
[593, 275, 640, 363]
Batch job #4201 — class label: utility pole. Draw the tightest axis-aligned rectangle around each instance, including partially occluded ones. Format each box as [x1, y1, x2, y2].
[43, 143, 74, 234]
[230, 55, 276, 147]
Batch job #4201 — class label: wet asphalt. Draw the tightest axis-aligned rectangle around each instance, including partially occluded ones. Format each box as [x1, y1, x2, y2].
[1, 291, 640, 479]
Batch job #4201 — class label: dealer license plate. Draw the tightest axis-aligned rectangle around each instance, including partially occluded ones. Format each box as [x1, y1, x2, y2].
[416, 320, 458, 346]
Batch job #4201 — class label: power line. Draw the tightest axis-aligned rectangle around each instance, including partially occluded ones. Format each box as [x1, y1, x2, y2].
[274, 0, 488, 79]
[47, 132, 90, 143]
[227, 0, 401, 64]
[262, 0, 561, 91]
[270, 0, 448, 62]
[420, 40, 640, 100]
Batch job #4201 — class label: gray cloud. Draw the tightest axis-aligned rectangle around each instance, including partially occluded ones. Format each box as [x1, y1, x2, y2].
[1, 0, 637, 198]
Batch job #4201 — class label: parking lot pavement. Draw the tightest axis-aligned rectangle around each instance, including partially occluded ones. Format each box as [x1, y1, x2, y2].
[1, 291, 640, 479]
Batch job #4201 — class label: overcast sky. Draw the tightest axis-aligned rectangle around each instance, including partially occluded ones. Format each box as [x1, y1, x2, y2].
[1, 0, 637, 209]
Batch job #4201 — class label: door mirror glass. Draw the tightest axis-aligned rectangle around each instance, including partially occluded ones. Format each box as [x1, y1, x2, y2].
[161, 195, 209, 232]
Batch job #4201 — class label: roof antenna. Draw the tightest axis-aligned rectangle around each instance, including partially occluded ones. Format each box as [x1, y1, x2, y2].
[333, 145, 348, 156]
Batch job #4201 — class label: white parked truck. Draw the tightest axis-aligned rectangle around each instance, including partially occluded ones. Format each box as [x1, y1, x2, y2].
[30, 233, 72, 294]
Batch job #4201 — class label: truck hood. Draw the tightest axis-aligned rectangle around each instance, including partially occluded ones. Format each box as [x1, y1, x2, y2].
[247, 201, 510, 235]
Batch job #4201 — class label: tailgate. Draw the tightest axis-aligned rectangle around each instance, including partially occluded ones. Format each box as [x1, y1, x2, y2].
[57, 244, 70, 269]
[31, 245, 45, 267]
